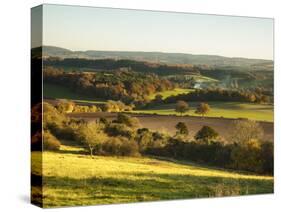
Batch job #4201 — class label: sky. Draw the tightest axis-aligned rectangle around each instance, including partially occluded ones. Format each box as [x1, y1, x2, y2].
[35, 4, 273, 60]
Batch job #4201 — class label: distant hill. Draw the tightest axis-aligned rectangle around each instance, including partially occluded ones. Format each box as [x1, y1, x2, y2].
[33, 46, 273, 68]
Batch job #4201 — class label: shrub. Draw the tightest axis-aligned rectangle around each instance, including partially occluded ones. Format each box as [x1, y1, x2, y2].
[43, 130, 61, 151]
[230, 139, 263, 173]
[195, 126, 219, 144]
[102, 137, 140, 157]
[136, 129, 153, 152]
[56, 100, 75, 113]
[114, 113, 140, 129]
[175, 122, 189, 136]
[229, 120, 264, 144]
[72, 105, 99, 113]
[105, 123, 135, 139]
[43, 102, 68, 131]
[103, 100, 132, 112]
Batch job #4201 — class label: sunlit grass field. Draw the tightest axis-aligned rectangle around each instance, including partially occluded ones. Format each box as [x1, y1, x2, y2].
[32, 145, 273, 208]
[148, 88, 194, 100]
[131, 102, 273, 122]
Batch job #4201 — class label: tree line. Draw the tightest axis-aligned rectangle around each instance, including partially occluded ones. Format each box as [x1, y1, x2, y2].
[164, 88, 272, 104]
[43, 66, 174, 104]
[44, 57, 199, 76]
[32, 102, 273, 175]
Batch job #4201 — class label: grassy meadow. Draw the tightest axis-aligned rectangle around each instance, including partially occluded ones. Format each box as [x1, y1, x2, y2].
[43, 83, 106, 104]
[132, 102, 273, 122]
[148, 88, 194, 100]
[32, 145, 273, 208]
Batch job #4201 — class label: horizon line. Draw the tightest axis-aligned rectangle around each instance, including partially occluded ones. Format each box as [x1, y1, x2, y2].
[33, 45, 274, 61]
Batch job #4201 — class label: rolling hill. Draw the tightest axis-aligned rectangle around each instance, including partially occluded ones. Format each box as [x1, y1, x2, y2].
[32, 145, 273, 207]
[33, 46, 273, 68]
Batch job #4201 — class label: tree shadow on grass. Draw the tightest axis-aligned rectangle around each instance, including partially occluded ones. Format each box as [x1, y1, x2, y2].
[56, 149, 88, 156]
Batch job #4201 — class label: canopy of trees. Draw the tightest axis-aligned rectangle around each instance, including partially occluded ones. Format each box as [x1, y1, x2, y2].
[44, 58, 198, 76]
[165, 88, 272, 104]
[44, 66, 174, 104]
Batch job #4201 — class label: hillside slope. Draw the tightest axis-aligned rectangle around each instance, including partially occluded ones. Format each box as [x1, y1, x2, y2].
[32, 145, 273, 208]
[34, 45, 273, 67]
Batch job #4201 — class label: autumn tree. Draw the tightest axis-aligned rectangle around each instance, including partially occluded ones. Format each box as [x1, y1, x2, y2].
[115, 113, 140, 129]
[195, 126, 218, 144]
[229, 120, 264, 144]
[76, 123, 108, 158]
[195, 102, 210, 117]
[175, 122, 189, 136]
[175, 100, 189, 116]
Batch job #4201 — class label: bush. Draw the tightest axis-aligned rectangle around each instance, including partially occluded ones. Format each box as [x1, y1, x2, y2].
[175, 122, 189, 136]
[43, 130, 61, 151]
[114, 113, 140, 128]
[103, 100, 132, 112]
[136, 130, 153, 152]
[195, 126, 219, 144]
[56, 100, 75, 113]
[102, 137, 140, 157]
[229, 120, 264, 144]
[105, 123, 135, 139]
[230, 139, 263, 173]
[43, 102, 68, 131]
[72, 105, 99, 113]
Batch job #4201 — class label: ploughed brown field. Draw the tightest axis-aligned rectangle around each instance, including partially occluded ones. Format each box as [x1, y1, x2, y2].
[68, 112, 273, 142]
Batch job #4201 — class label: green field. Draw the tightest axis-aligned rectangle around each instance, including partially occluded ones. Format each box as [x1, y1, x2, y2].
[148, 88, 194, 100]
[131, 102, 273, 122]
[185, 74, 219, 82]
[43, 83, 106, 104]
[32, 145, 273, 208]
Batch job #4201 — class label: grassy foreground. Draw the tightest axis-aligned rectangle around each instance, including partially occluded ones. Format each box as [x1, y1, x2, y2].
[32, 145, 273, 208]
[132, 102, 273, 122]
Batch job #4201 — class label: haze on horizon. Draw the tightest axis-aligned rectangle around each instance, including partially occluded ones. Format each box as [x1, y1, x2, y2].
[34, 4, 274, 60]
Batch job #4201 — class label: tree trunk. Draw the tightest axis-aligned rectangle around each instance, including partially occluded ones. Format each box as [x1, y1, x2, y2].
[89, 146, 94, 158]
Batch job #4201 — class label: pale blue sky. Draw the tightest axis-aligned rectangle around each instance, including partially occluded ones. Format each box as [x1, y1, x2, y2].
[41, 4, 273, 60]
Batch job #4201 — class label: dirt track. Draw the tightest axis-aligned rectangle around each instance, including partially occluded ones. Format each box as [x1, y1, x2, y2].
[68, 112, 274, 142]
